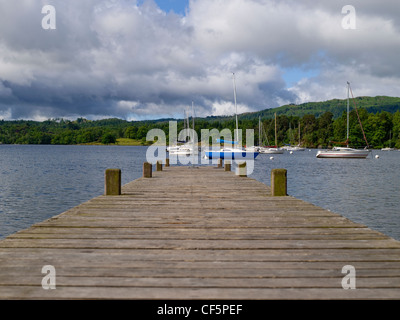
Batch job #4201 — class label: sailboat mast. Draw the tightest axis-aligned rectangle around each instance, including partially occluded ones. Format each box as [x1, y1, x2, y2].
[192, 101, 194, 135]
[192, 101, 195, 166]
[183, 109, 187, 142]
[232, 73, 238, 137]
[275, 113, 277, 147]
[298, 121, 300, 146]
[347, 81, 350, 147]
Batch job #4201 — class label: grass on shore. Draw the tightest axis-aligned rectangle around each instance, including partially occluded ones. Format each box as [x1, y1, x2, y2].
[115, 138, 146, 146]
[80, 138, 149, 146]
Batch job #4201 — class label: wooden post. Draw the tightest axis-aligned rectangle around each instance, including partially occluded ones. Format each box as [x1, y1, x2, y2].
[238, 161, 247, 177]
[224, 160, 231, 171]
[105, 169, 121, 196]
[271, 168, 287, 196]
[156, 160, 163, 171]
[143, 162, 152, 178]
[165, 158, 170, 167]
[217, 158, 223, 168]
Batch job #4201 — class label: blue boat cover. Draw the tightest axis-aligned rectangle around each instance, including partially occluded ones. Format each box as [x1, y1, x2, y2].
[216, 139, 238, 144]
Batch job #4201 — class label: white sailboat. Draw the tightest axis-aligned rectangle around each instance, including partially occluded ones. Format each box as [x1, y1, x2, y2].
[316, 82, 370, 159]
[285, 145, 305, 151]
[205, 73, 259, 160]
[381, 131, 396, 151]
[168, 145, 195, 155]
[282, 121, 305, 151]
[257, 113, 284, 154]
[168, 104, 199, 156]
[316, 146, 370, 158]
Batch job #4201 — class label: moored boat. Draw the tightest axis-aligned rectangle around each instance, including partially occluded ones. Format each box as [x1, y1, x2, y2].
[316, 82, 370, 159]
[259, 146, 284, 154]
[316, 147, 370, 158]
[381, 147, 396, 151]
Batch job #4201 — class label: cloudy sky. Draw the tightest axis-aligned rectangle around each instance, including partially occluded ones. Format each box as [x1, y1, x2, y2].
[1, 0, 400, 121]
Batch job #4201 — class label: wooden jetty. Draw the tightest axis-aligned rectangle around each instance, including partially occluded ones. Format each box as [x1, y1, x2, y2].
[1, 163, 400, 299]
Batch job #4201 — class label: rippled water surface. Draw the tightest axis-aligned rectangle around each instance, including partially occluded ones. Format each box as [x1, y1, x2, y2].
[0, 145, 147, 238]
[249, 149, 400, 241]
[1, 145, 399, 240]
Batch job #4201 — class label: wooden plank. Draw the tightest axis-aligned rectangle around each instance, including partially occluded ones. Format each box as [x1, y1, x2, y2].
[1, 286, 400, 300]
[2, 275, 400, 289]
[1, 238, 400, 249]
[2, 247, 400, 262]
[2, 258, 400, 270]
[8, 229, 389, 241]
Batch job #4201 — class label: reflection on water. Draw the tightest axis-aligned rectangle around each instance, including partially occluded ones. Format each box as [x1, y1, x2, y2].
[1, 145, 399, 241]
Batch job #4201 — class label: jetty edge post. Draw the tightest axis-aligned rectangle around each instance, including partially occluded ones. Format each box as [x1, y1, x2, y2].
[105, 168, 121, 196]
[217, 158, 223, 168]
[237, 161, 247, 177]
[224, 160, 231, 171]
[143, 162, 152, 178]
[156, 160, 163, 171]
[165, 158, 170, 167]
[271, 168, 287, 196]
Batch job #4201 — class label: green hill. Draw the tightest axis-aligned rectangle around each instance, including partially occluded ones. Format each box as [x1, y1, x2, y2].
[238, 96, 400, 120]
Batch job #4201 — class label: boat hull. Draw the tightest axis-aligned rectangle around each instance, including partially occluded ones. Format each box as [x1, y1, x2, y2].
[282, 146, 305, 151]
[381, 148, 396, 151]
[316, 150, 370, 159]
[168, 145, 199, 155]
[259, 148, 284, 154]
[169, 150, 198, 155]
[205, 151, 259, 160]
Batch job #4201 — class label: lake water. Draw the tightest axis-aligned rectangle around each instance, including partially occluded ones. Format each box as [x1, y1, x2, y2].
[0, 145, 399, 241]
[249, 149, 400, 241]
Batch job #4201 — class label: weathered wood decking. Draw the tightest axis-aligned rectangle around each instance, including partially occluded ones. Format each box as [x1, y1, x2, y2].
[1, 165, 400, 299]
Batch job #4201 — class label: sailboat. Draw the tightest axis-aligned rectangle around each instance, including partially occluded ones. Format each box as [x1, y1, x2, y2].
[381, 131, 396, 151]
[168, 103, 199, 155]
[316, 82, 370, 159]
[256, 113, 284, 154]
[283, 121, 305, 151]
[205, 74, 259, 160]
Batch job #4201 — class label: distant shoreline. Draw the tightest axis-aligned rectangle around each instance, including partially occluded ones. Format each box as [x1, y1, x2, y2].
[79, 138, 148, 146]
[0, 138, 150, 147]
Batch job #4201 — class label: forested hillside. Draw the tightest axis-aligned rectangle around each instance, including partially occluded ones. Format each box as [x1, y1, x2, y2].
[1, 96, 400, 149]
[239, 96, 400, 120]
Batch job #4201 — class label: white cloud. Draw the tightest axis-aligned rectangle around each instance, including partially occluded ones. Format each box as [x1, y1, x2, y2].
[289, 65, 400, 105]
[210, 100, 252, 117]
[0, 107, 11, 120]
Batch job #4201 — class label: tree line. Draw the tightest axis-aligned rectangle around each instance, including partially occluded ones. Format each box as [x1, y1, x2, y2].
[1, 109, 400, 149]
